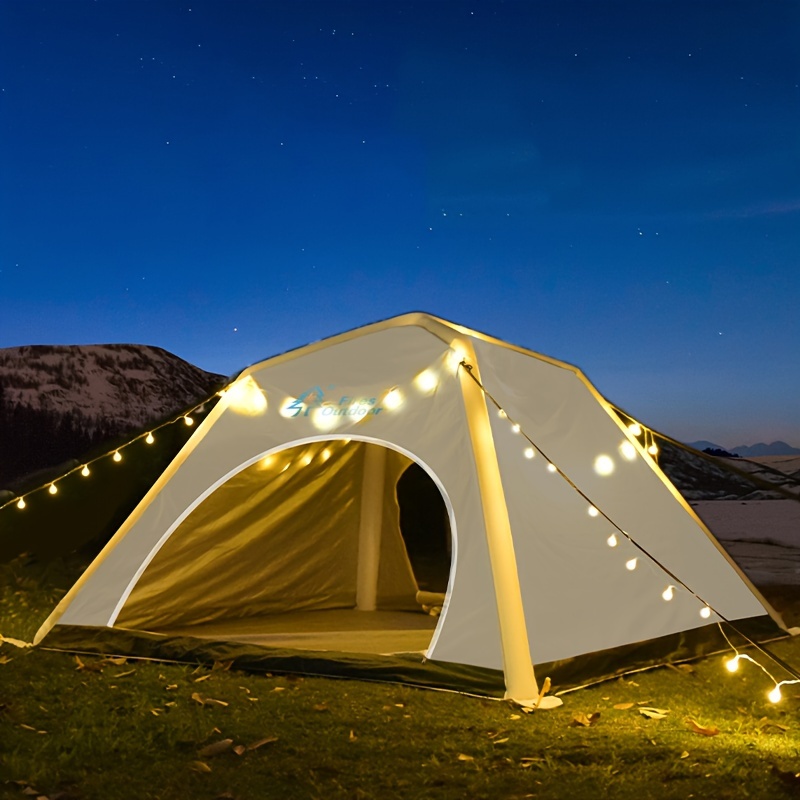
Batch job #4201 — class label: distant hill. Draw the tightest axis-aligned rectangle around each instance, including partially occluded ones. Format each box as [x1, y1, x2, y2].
[0, 344, 226, 488]
[687, 440, 800, 457]
[730, 442, 800, 457]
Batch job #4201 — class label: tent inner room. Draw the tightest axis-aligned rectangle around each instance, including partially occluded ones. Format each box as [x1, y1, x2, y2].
[114, 439, 453, 655]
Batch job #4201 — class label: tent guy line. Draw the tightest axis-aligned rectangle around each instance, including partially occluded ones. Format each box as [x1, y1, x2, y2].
[457, 357, 800, 695]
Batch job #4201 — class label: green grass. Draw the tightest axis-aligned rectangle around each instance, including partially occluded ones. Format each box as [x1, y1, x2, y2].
[2, 555, 800, 799]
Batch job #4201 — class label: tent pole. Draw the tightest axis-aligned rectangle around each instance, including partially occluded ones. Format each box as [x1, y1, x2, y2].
[456, 340, 562, 709]
[356, 443, 386, 611]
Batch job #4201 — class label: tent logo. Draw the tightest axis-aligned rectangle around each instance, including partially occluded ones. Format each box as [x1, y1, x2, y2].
[287, 385, 383, 418]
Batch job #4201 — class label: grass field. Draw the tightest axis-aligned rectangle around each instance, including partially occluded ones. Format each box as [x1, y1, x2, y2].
[2, 554, 800, 800]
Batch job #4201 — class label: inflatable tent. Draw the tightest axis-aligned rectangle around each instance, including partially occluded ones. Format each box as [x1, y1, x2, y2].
[35, 313, 784, 705]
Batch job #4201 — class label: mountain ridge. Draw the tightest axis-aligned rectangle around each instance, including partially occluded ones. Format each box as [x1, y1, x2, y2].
[687, 440, 800, 457]
[0, 343, 226, 487]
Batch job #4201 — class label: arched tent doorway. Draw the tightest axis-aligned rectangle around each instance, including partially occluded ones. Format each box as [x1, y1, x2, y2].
[397, 462, 451, 596]
[112, 437, 455, 656]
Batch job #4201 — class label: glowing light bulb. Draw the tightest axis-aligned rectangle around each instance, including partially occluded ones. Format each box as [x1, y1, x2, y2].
[768, 685, 782, 704]
[594, 455, 615, 476]
[625, 558, 638, 571]
[524, 447, 535, 459]
[113, 451, 122, 462]
[414, 369, 438, 393]
[48, 483, 58, 495]
[225, 375, 267, 415]
[184, 415, 194, 426]
[446, 345, 467, 373]
[511, 423, 521, 434]
[647, 443, 659, 455]
[81, 465, 90, 477]
[628, 423, 642, 436]
[383, 388, 403, 410]
[619, 441, 637, 461]
[700, 606, 712, 619]
[725, 655, 740, 673]
[588, 505, 599, 518]
[498, 409, 507, 419]
[547, 463, 557, 473]
[16, 498, 26, 510]
[662, 585, 674, 601]
[607, 533, 618, 547]
[145, 432, 155, 444]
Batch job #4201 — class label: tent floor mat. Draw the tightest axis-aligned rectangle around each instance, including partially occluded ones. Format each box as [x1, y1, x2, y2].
[155, 609, 440, 654]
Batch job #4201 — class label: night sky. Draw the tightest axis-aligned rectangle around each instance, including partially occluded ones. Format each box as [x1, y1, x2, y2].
[2, 1, 798, 447]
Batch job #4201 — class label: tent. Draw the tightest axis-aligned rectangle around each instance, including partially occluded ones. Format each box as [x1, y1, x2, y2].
[35, 313, 785, 706]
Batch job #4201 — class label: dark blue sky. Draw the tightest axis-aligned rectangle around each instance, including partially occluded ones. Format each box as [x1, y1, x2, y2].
[2, 1, 798, 446]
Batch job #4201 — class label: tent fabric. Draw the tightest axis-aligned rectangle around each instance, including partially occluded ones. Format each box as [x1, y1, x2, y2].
[35, 312, 786, 698]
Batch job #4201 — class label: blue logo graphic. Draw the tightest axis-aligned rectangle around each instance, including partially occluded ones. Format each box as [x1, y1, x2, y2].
[287, 385, 383, 418]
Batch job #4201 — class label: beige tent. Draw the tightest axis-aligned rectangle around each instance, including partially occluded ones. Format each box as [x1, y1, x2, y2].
[36, 313, 783, 705]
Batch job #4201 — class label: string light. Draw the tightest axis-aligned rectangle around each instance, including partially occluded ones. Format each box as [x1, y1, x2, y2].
[48, 484, 58, 495]
[383, 388, 403, 410]
[453, 361, 800, 706]
[0, 388, 225, 516]
[619, 441, 637, 461]
[524, 447, 535, 459]
[594, 455, 615, 476]
[511, 423, 521, 433]
[588, 505, 599, 517]
[414, 369, 438, 393]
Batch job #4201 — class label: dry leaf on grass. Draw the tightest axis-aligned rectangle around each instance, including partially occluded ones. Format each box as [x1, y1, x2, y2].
[190, 760, 212, 773]
[686, 718, 720, 736]
[759, 717, 790, 733]
[233, 745, 247, 756]
[613, 702, 634, 710]
[313, 703, 329, 712]
[191, 692, 229, 707]
[198, 739, 234, 757]
[73, 656, 103, 673]
[349, 729, 357, 742]
[570, 712, 600, 727]
[114, 670, 136, 678]
[194, 674, 212, 683]
[247, 736, 278, 751]
[638, 707, 669, 720]
[457, 753, 475, 762]
[680, 751, 690, 759]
